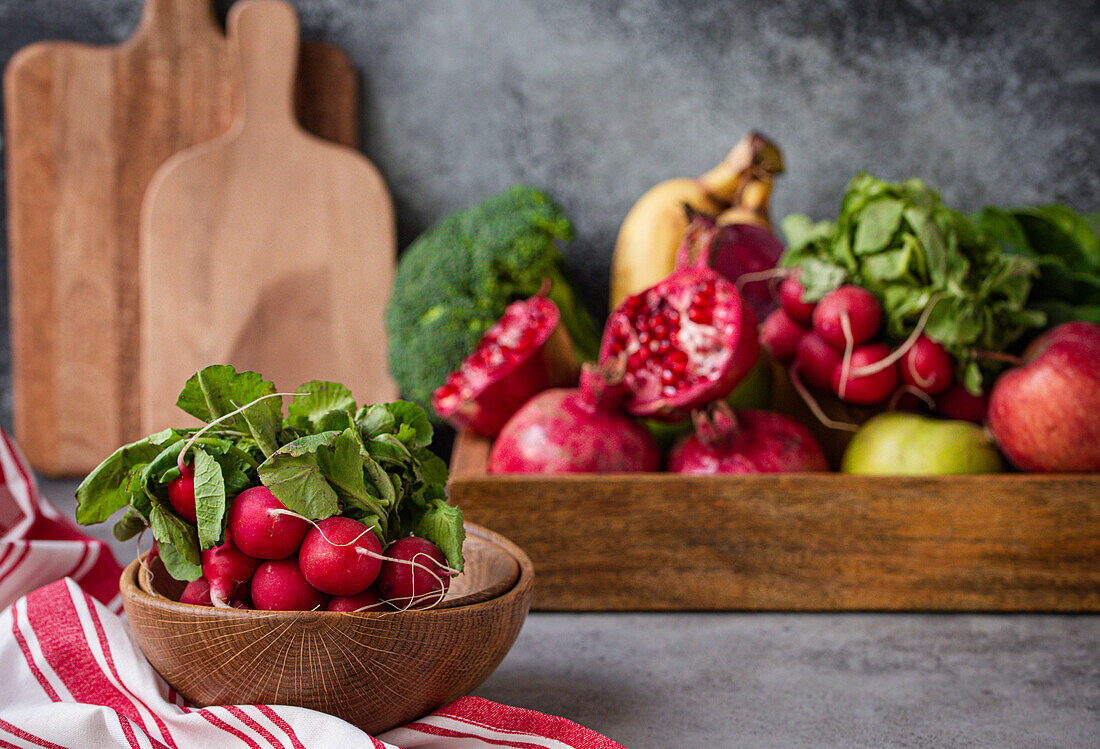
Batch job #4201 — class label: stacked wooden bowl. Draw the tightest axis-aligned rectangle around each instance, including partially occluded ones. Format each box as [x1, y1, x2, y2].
[122, 524, 533, 735]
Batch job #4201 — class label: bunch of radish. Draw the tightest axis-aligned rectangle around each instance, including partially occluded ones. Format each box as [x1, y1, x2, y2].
[176, 485, 454, 612]
[761, 275, 983, 422]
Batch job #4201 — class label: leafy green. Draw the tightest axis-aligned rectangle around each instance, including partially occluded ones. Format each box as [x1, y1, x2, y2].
[75, 428, 182, 525]
[193, 449, 227, 550]
[782, 174, 1048, 391]
[176, 365, 281, 456]
[384, 185, 601, 416]
[413, 500, 466, 572]
[972, 204, 1100, 327]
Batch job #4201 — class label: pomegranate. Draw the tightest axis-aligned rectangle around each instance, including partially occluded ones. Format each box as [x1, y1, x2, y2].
[668, 405, 828, 474]
[599, 217, 760, 421]
[489, 361, 661, 473]
[432, 291, 578, 437]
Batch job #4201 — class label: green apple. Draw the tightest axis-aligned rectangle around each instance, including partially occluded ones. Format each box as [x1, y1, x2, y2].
[841, 412, 1004, 475]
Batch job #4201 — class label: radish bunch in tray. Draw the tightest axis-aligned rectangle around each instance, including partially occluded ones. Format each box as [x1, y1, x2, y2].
[761, 274, 984, 422]
[77, 366, 464, 613]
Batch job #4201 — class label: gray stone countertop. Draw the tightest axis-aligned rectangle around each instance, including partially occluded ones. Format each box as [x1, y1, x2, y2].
[39, 478, 1100, 748]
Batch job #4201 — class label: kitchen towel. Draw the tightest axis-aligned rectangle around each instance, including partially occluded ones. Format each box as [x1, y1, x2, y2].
[0, 428, 626, 749]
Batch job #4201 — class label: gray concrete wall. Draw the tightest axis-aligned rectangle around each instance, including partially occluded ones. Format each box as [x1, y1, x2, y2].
[1, 0, 1097, 428]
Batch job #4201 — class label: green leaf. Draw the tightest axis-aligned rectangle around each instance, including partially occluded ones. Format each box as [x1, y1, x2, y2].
[383, 402, 434, 448]
[853, 198, 905, 255]
[356, 404, 396, 439]
[149, 503, 201, 572]
[315, 429, 388, 521]
[287, 381, 357, 430]
[411, 500, 466, 572]
[193, 449, 227, 550]
[112, 508, 148, 542]
[257, 433, 342, 520]
[75, 429, 184, 525]
[175, 365, 281, 456]
[414, 448, 450, 488]
[159, 543, 202, 582]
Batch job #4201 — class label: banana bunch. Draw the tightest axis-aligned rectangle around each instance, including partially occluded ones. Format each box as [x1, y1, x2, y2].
[608, 132, 784, 310]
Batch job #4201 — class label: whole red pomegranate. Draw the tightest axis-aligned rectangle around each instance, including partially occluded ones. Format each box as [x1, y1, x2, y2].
[488, 361, 661, 473]
[988, 321, 1100, 472]
[599, 216, 760, 421]
[432, 291, 578, 437]
[668, 405, 828, 474]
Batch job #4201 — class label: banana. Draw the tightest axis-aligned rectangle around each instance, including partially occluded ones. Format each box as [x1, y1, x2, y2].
[608, 132, 784, 311]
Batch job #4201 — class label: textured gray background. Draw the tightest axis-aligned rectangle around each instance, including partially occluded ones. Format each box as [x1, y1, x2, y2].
[0, 0, 1098, 428]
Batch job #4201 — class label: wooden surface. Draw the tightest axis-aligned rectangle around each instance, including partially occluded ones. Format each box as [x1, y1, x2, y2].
[140, 0, 396, 435]
[122, 523, 534, 734]
[449, 431, 1100, 612]
[4, 0, 359, 477]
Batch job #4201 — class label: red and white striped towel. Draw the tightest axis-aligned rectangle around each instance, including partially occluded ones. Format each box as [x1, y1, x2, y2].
[0, 428, 626, 749]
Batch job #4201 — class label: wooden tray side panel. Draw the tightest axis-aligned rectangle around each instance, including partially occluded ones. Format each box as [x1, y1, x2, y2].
[449, 435, 1100, 611]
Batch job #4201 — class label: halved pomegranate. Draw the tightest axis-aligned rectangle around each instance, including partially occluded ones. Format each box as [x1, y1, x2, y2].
[599, 217, 760, 421]
[432, 292, 578, 437]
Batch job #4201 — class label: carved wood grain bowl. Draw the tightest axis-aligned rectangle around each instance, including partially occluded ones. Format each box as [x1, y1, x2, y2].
[121, 524, 533, 735]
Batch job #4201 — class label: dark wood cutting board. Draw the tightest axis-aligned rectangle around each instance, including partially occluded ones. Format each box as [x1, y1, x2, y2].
[4, 0, 359, 476]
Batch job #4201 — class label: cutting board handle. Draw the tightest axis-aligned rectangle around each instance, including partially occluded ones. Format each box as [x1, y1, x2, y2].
[137, 0, 219, 37]
[228, 0, 300, 132]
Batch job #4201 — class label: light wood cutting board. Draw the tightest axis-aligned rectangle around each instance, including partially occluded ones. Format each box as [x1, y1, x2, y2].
[4, 0, 359, 476]
[139, 0, 397, 435]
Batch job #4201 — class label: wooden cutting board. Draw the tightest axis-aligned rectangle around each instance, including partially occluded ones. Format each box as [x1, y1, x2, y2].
[4, 0, 359, 476]
[139, 0, 397, 435]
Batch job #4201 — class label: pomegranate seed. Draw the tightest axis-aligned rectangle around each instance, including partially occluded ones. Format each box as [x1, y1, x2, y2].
[688, 306, 712, 324]
[628, 350, 648, 370]
[662, 385, 678, 396]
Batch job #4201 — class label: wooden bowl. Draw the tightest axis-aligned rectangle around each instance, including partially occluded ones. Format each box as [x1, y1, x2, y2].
[121, 523, 533, 735]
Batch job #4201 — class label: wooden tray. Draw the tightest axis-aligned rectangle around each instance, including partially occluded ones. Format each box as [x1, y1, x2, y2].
[447, 431, 1100, 612]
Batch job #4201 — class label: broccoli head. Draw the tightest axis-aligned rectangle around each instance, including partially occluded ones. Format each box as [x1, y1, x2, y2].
[385, 186, 602, 417]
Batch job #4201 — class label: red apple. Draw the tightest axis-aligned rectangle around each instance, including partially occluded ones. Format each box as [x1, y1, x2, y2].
[988, 322, 1100, 472]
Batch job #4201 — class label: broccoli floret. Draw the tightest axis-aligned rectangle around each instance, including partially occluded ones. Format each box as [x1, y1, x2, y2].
[385, 186, 602, 416]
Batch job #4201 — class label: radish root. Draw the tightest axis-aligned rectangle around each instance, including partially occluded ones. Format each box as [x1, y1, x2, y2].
[849, 293, 947, 378]
[837, 310, 855, 400]
[789, 366, 860, 433]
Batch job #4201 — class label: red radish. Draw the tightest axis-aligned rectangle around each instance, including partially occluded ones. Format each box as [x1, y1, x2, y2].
[251, 557, 329, 611]
[936, 383, 988, 424]
[831, 343, 899, 404]
[707, 222, 785, 321]
[227, 486, 311, 560]
[328, 588, 388, 612]
[376, 537, 452, 610]
[668, 406, 828, 474]
[812, 285, 883, 350]
[167, 462, 197, 523]
[432, 292, 578, 437]
[778, 275, 815, 325]
[759, 308, 805, 364]
[900, 336, 954, 395]
[180, 579, 212, 606]
[793, 331, 842, 391]
[298, 517, 383, 596]
[599, 216, 759, 421]
[488, 361, 661, 473]
[200, 529, 261, 608]
[988, 321, 1100, 472]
